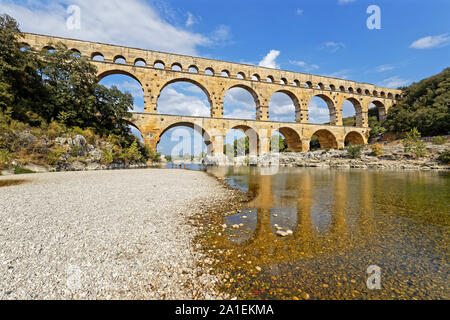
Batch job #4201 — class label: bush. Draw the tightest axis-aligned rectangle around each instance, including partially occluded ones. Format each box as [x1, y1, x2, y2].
[347, 144, 364, 159]
[13, 165, 35, 174]
[403, 128, 427, 158]
[437, 150, 450, 164]
[0, 148, 12, 170]
[371, 143, 383, 156]
[101, 148, 114, 165]
[46, 147, 65, 165]
[431, 136, 448, 145]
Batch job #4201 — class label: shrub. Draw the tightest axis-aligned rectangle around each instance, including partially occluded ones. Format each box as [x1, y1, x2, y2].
[101, 148, 114, 165]
[437, 150, 450, 164]
[431, 136, 448, 145]
[403, 128, 427, 158]
[371, 143, 383, 156]
[347, 144, 364, 159]
[46, 147, 65, 165]
[122, 141, 142, 163]
[0, 148, 12, 170]
[13, 165, 35, 174]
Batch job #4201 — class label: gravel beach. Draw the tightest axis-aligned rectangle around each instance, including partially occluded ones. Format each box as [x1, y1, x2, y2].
[0, 169, 234, 299]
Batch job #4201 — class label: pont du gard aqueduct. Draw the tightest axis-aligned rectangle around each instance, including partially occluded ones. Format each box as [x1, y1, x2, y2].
[21, 33, 402, 159]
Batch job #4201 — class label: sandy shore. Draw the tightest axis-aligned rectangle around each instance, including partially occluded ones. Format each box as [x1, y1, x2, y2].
[0, 169, 235, 299]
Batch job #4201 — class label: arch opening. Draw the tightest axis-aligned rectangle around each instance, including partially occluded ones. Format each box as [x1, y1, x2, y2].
[134, 58, 146, 67]
[154, 61, 165, 69]
[310, 129, 338, 150]
[188, 65, 199, 73]
[91, 52, 104, 61]
[114, 55, 126, 64]
[157, 122, 211, 160]
[205, 67, 214, 76]
[71, 49, 81, 58]
[344, 132, 364, 146]
[223, 85, 259, 120]
[157, 80, 211, 117]
[269, 91, 298, 122]
[342, 98, 362, 127]
[308, 95, 335, 124]
[272, 127, 302, 152]
[171, 63, 182, 71]
[98, 73, 144, 113]
[224, 125, 259, 157]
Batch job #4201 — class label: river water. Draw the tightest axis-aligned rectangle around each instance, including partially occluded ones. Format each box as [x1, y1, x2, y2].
[195, 166, 449, 299]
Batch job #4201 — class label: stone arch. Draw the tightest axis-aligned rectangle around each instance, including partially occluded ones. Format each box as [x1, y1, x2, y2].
[356, 88, 362, 94]
[134, 58, 146, 67]
[339, 86, 345, 92]
[369, 100, 387, 121]
[318, 83, 325, 90]
[252, 74, 261, 81]
[380, 91, 386, 98]
[348, 87, 354, 93]
[274, 127, 302, 152]
[113, 55, 126, 64]
[293, 79, 300, 87]
[266, 75, 274, 83]
[154, 60, 165, 69]
[344, 131, 365, 146]
[157, 121, 213, 155]
[308, 94, 336, 124]
[310, 129, 338, 150]
[280, 78, 287, 85]
[221, 70, 230, 77]
[364, 89, 370, 95]
[387, 92, 393, 99]
[157, 78, 212, 112]
[70, 48, 81, 58]
[205, 67, 214, 75]
[42, 45, 55, 52]
[306, 81, 313, 88]
[228, 124, 260, 156]
[97, 69, 143, 88]
[329, 84, 336, 91]
[223, 84, 260, 119]
[342, 97, 363, 127]
[236, 72, 246, 79]
[91, 52, 104, 61]
[268, 90, 300, 122]
[188, 65, 199, 73]
[171, 63, 182, 71]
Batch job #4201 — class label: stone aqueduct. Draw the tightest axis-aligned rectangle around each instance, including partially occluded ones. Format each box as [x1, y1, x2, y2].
[22, 33, 402, 159]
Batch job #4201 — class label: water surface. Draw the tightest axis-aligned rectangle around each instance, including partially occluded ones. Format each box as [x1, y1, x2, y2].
[203, 166, 449, 299]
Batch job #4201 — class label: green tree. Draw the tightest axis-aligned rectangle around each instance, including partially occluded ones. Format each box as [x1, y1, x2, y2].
[269, 135, 287, 152]
[383, 68, 450, 136]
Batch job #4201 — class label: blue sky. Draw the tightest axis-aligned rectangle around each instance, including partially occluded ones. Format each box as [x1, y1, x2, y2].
[2, 0, 449, 155]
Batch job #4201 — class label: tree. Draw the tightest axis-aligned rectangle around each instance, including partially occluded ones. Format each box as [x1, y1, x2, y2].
[269, 135, 287, 152]
[383, 68, 450, 136]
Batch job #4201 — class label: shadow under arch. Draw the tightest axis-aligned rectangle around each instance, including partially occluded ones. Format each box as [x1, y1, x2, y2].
[370, 100, 387, 121]
[310, 129, 338, 150]
[344, 131, 365, 146]
[309, 94, 337, 125]
[157, 121, 213, 155]
[273, 127, 303, 152]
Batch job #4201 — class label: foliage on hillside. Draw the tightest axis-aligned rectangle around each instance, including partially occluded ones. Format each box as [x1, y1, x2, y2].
[0, 14, 154, 169]
[383, 68, 450, 136]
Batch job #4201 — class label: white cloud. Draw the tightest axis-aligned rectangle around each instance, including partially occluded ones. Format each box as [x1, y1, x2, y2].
[375, 64, 395, 72]
[209, 24, 232, 46]
[296, 9, 304, 16]
[322, 41, 346, 53]
[308, 99, 330, 124]
[289, 60, 320, 72]
[269, 93, 295, 122]
[338, 0, 356, 4]
[1, 0, 228, 55]
[158, 87, 210, 117]
[410, 33, 450, 49]
[380, 77, 410, 88]
[259, 50, 281, 69]
[185, 12, 197, 27]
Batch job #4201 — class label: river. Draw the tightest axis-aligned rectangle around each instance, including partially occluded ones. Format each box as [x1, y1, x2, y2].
[190, 165, 449, 299]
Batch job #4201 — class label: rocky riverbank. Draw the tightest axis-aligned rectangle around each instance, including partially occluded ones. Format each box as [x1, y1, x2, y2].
[0, 169, 239, 299]
[205, 139, 450, 170]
